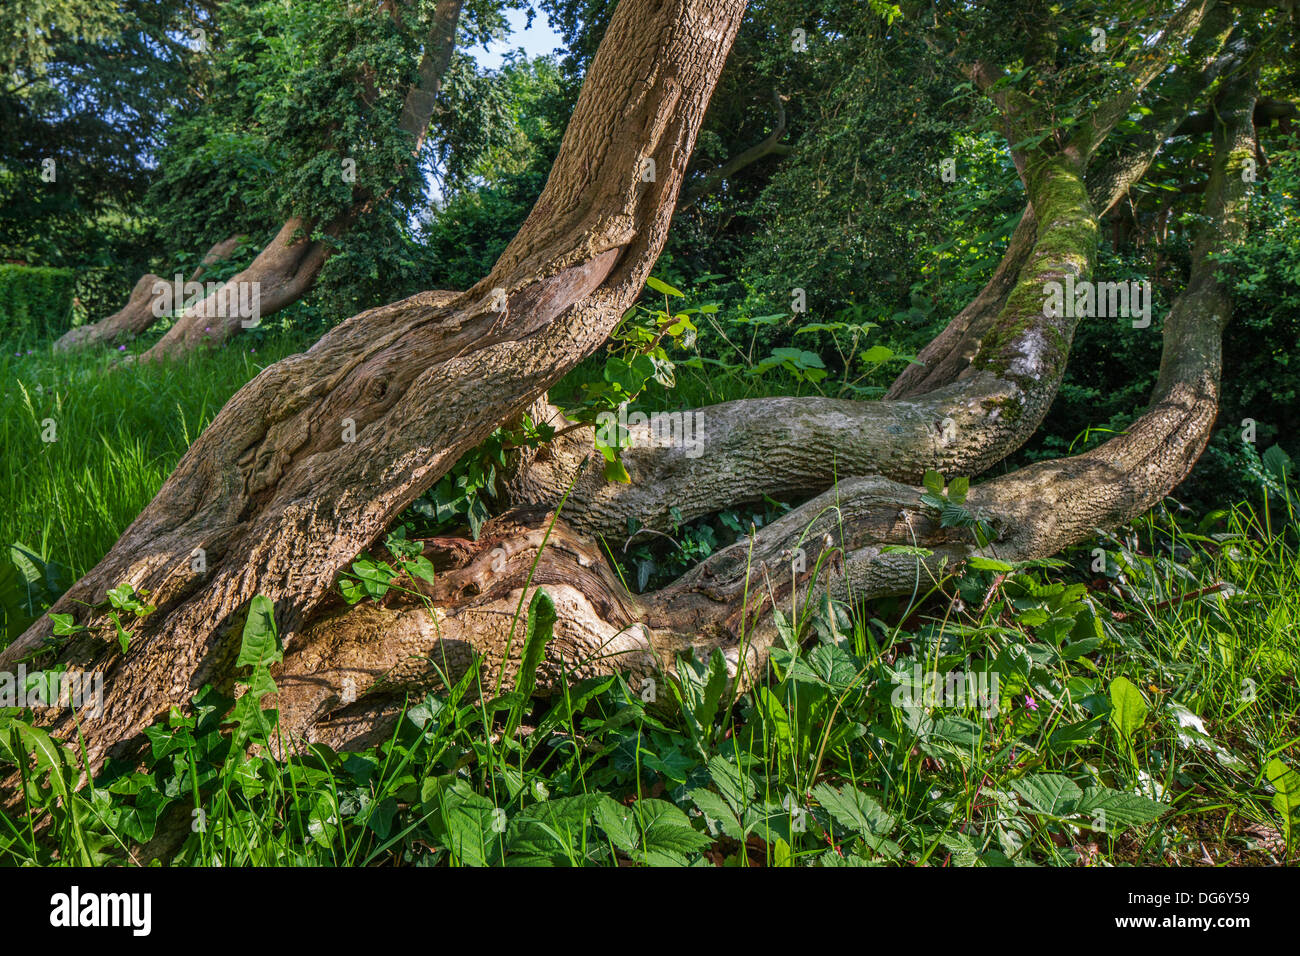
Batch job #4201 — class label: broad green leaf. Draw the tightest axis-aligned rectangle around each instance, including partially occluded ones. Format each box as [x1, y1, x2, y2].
[1265, 758, 1300, 818]
[1074, 787, 1167, 829]
[1108, 676, 1148, 740]
[811, 782, 894, 836]
[645, 275, 685, 297]
[236, 594, 281, 667]
[1011, 773, 1082, 816]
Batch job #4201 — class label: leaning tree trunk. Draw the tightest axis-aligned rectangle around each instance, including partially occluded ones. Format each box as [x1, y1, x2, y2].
[0, 0, 1253, 785]
[280, 66, 1258, 755]
[504, 3, 1235, 539]
[53, 0, 465, 356]
[0, 0, 752, 772]
[52, 235, 246, 350]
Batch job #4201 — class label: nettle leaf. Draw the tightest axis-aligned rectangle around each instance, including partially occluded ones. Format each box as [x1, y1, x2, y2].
[689, 787, 745, 840]
[506, 795, 599, 865]
[632, 798, 711, 862]
[592, 795, 639, 852]
[1074, 788, 1167, 829]
[1012, 773, 1083, 816]
[939, 501, 971, 529]
[1108, 676, 1149, 741]
[922, 470, 945, 495]
[811, 782, 894, 835]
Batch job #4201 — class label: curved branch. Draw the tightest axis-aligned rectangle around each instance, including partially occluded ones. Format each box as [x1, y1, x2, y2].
[285, 66, 1257, 754]
[677, 90, 790, 211]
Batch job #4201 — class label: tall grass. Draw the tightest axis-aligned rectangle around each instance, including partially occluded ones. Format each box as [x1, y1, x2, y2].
[0, 336, 306, 581]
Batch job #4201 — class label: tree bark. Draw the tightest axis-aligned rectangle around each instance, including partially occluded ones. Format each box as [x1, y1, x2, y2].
[1, 0, 751, 773]
[282, 65, 1257, 755]
[53, 236, 246, 350]
[500, 5, 1239, 539]
[0, 0, 1257, 789]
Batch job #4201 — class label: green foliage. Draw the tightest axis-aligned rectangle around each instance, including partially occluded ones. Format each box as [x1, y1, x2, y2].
[0, 265, 75, 342]
[0, 332, 309, 629]
[2, 489, 1298, 866]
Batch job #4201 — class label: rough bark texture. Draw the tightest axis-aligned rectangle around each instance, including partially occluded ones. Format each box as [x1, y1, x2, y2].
[503, 5, 1239, 538]
[0, 0, 750, 772]
[282, 67, 1257, 755]
[0, 0, 1259, 786]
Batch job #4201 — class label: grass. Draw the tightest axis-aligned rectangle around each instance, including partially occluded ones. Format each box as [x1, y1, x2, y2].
[0, 334, 308, 588]
[1, 336, 1298, 866]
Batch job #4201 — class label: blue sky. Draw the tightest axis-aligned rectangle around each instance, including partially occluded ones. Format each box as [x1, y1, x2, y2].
[469, 7, 565, 69]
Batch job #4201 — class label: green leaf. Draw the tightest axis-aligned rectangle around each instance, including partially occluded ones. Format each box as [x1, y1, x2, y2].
[236, 594, 281, 667]
[645, 275, 685, 297]
[1265, 759, 1300, 818]
[1108, 676, 1148, 741]
[1074, 787, 1167, 829]
[1012, 773, 1083, 816]
[922, 470, 945, 495]
[967, 556, 1013, 572]
[505, 588, 556, 737]
[811, 782, 894, 836]
[635, 799, 711, 861]
[859, 344, 894, 363]
[592, 795, 639, 852]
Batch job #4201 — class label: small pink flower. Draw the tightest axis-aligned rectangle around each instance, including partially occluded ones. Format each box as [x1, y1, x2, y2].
[118, 345, 126, 351]
[1024, 695, 1038, 711]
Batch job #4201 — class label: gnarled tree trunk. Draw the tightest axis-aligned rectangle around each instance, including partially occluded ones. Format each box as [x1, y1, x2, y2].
[2, 0, 751, 772]
[0, 0, 1259, 788]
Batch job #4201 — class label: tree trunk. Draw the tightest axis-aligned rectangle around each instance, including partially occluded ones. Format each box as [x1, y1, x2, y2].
[1, 0, 751, 772]
[54, 0, 465, 355]
[53, 236, 246, 350]
[0, 0, 1255, 787]
[283, 68, 1257, 755]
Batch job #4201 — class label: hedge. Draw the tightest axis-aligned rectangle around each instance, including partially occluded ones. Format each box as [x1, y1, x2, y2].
[0, 265, 77, 342]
